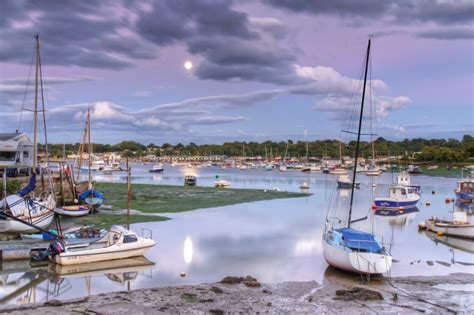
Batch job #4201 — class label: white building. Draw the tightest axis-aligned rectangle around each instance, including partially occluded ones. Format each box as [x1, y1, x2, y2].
[0, 132, 34, 175]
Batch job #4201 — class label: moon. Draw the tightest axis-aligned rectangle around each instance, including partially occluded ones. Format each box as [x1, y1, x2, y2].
[184, 61, 193, 70]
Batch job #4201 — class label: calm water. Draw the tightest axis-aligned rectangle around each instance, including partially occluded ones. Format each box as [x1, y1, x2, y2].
[1, 164, 473, 305]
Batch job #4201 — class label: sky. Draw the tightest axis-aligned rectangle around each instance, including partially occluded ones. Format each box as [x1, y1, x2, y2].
[0, 0, 472, 145]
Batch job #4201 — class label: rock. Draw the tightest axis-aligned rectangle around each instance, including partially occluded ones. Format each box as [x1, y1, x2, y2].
[334, 287, 383, 301]
[44, 299, 63, 306]
[209, 309, 224, 314]
[180, 293, 198, 303]
[210, 286, 224, 294]
[199, 299, 214, 303]
[426, 261, 434, 266]
[220, 276, 242, 284]
[242, 276, 261, 288]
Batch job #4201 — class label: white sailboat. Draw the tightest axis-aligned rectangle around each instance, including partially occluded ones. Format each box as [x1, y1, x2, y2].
[322, 39, 392, 275]
[0, 34, 56, 233]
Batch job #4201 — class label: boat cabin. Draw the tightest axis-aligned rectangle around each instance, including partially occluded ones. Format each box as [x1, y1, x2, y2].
[457, 180, 474, 193]
[0, 132, 34, 176]
[389, 186, 416, 199]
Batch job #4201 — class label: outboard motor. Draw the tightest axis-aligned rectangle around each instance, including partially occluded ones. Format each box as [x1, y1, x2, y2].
[48, 241, 65, 261]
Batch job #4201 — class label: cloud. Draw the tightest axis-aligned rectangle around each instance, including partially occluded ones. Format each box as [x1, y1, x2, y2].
[416, 28, 474, 40]
[264, 0, 474, 26]
[134, 90, 152, 97]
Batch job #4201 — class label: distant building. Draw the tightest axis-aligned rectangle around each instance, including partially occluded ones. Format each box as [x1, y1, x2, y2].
[0, 132, 34, 175]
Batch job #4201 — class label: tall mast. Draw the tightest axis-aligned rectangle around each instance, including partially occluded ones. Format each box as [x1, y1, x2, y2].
[33, 34, 40, 170]
[348, 39, 371, 228]
[87, 109, 92, 187]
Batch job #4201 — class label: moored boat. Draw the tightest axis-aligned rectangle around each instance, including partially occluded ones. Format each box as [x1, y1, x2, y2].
[52, 225, 156, 266]
[329, 167, 347, 175]
[422, 212, 474, 239]
[55, 204, 91, 217]
[374, 185, 420, 210]
[455, 179, 474, 203]
[337, 175, 360, 189]
[149, 163, 164, 173]
[395, 171, 421, 193]
[184, 175, 197, 186]
[214, 179, 231, 188]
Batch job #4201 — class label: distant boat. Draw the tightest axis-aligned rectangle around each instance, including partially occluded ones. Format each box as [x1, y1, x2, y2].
[214, 179, 231, 188]
[407, 165, 423, 174]
[374, 185, 420, 210]
[149, 163, 164, 173]
[365, 164, 382, 176]
[51, 225, 155, 266]
[184, 175, 197, 186]
[279, 164, 287, 172]
[264, 164, 273, 171]
[421, 211, 474, 239]
[337, 175, 360, 189]
[299, 181, 309, 189]
[322, 167, 330, 174]
[427, 165, 439, 170]
[329, 167, 347, 175]
[455, 179, 474, 204]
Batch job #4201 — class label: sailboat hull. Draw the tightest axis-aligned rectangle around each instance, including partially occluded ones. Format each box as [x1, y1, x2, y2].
[322, 238, 392, 274]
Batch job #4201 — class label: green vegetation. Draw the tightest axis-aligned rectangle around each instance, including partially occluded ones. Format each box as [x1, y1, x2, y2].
[39, 135, 474, 162]
[96, 182, 310, 213]
[0, 179, 21, 199]
[61, 213, 169, 229]
[419, 165, 468, 178]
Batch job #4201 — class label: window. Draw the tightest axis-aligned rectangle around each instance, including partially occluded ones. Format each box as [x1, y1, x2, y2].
[401, 189, 406, 195]
[23, 151, 29, 158]
[0, 152, 16, 161]
[123, 235, 138, 243]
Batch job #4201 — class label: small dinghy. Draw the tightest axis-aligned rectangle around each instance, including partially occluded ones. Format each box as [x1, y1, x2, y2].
[55, 204, 91, 217]
[51, 225, 156, 266]
[423, 211, 474, 239]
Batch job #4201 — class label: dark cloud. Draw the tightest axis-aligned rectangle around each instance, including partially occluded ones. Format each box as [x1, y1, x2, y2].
[264, 0, 474, 25]
[416, 28, 474, 40]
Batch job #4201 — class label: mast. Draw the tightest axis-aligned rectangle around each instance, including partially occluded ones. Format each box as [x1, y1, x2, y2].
[87, 109, 92, 188]
[347, 39, 371, 228]
[33, 34, 40, 170]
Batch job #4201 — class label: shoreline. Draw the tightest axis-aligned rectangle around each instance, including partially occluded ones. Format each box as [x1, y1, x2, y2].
[1, 273, 472, 314]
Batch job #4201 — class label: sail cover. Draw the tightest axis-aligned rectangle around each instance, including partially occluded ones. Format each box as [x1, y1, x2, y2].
[337, 228, 383, 253]
[79, 189, 104, 201]
[18, 174, 36, 197]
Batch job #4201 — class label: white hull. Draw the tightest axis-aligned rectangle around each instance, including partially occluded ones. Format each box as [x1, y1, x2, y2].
[56, 238, 155, 265]
[425, 219, 474, 239]
[329, 169, 348, 175]
[0, 211, 54, 233]
[322, 238, 392, 274]
[55, 207, 90, 217]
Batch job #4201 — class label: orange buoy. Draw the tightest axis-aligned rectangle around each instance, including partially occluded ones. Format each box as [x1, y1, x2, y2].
[445, 198, 451, 203]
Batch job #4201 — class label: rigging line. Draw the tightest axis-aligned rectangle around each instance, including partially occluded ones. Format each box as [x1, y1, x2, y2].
[18, 44, 36, 131]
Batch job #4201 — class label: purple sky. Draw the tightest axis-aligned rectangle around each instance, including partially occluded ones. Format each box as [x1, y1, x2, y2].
[0, 0, 472, 144]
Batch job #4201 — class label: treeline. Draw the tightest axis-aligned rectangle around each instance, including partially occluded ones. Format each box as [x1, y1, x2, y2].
[38, 135, 474, 162]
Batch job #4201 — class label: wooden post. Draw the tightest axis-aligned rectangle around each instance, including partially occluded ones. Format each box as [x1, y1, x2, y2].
[59, 162, 64, 206]
[2, 170, 6, 199]
[127, 165, 131, 230]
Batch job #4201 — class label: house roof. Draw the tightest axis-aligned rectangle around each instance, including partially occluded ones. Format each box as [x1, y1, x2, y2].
[0, 133, 22, 141]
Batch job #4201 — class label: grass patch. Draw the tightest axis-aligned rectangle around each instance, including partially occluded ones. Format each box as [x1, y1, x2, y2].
[61, 213, 170, 229]
[96, 182, 310, 214]
[419, 165, 468, 178]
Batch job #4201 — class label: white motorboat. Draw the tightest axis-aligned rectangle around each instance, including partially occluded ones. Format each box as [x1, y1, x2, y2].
[329, 168, 348, 175]
[149, 163, 164, 173]
[53, 225, 156, 266]
[55, 204, 91, 217]
[395, 171, 420, 193]
[279, 165, 287, 172]
[423, 212, 474, 239]
[337, 175, 360, 189]
[215, 180, 231, 188]
[322, 39, 392, 275]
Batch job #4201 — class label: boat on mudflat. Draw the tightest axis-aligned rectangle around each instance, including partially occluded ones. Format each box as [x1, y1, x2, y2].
[51, 225, 156, 266]
[55, 204, 91, 217]
[215, 179, 231, 188]
[374, 185, 420, 210]
[421, 212, 474, 239]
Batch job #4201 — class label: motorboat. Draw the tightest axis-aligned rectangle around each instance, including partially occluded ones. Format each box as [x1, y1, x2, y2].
[214, 179, 231, 188]
[149, 163, 164, 173]
[329, 168, 348, 175]
[374, 185, 420, 210]
[407, 165, 423, 174]
[421, 212, 474, 239]
[52, 225, 156, 266]
[365, 165, 382, 176]
[184, 175, 197, 186]
[337, 175, 360, 189]
[455, 179, 474, 203]
[279, 164, 287, 172]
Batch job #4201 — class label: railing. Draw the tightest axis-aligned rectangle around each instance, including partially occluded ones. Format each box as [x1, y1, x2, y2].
[141, 227, 153, 239]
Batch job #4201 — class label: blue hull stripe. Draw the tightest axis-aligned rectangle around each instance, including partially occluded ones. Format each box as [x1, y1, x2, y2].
[374, 200, 419, 208]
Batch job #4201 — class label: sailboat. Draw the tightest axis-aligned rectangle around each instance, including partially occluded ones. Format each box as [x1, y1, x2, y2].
[322, 39, 392, 275]
[0, 34, 56, 233]
[77, 109, 104, 209]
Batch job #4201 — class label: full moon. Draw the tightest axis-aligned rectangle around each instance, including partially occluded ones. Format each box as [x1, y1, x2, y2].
[184, 61, 193, 70]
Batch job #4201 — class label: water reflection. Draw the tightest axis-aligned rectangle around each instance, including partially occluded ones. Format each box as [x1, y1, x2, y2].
[374, 207, 420, 228]
[183, 236, 194, 264]
[422, 230, 474, 254]
[0, 257, 154, 305]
